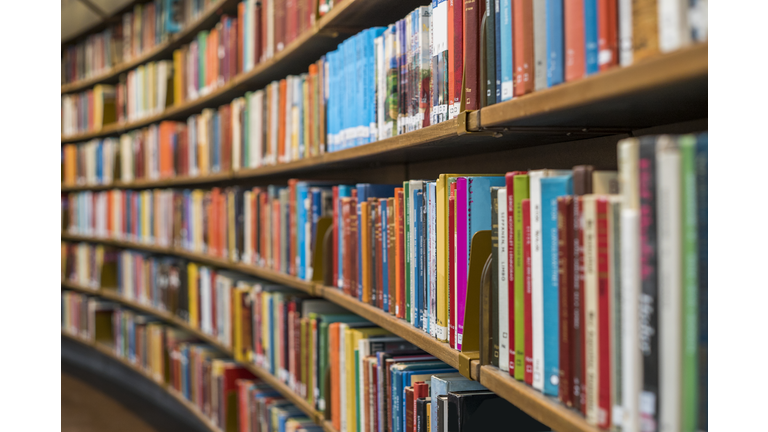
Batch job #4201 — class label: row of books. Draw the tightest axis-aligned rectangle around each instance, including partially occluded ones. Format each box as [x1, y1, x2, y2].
[61, 292, 322, 432]
[61, 0, 216, 85]
[62, 281, 552, 432]
[61, 132, 709, 431]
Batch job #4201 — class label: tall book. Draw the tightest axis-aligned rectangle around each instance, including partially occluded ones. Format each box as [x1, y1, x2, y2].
[696, 132, 707, 432]
[464, 0, 482, 110]
[485, 0, 497, 106]
[546, 0, 565, 86]
[432, 0, 449, 124]
[500, 0, 513, 100]
[497, 188, 509, 372]
[451, 0, 464, 116]
[584, 0, 599, 75]
[491, 187, 501, 368]
[557, 196, 574, 406]
[511, 173, 529, 380]
[513, 0, 534, 95]
[656, 135, 681, 432]
[533, 0, 547, 91]
[638, 136, 659, 432]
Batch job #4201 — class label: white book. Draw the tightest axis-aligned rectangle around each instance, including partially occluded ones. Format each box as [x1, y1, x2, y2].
[232, 99, 242, 171]
[120, 134, 132, 182]
[583, 195, 599, 425]
[618, 0, 633, 66]
[188, 116, 198, 176]
[658, 0, 690, 53]
[656, 136, 682, 432]
[498, 188, 510, 372]
[533, 0, 547, 91]
[250, 91, 264, 168]
[200, 267, 212, 335]
[618, 138, 641, 432]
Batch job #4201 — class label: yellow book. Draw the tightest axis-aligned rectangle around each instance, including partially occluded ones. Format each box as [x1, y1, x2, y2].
[148, 62, 156, 113]
[199, 110, 211, 175]
[173, 49, 182, 106]
[436, 174, 501, 342]
[188, 263, 199, 328]
[233, 287, 243, 360]
[361, 201, 371, 303]
[345, 327, 389, 431]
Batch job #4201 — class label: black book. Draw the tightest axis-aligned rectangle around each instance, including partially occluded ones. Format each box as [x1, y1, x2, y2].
[484, 0, 496, 107]
[638, 136, 659, 430]
[416, 397, 431, 432]
[437, 394, 448, 432]
[446, 390, 550, 431]
[234, 186, 244, 262]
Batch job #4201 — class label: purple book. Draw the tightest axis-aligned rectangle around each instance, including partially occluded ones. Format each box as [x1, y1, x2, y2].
[456, 177, 469, 350]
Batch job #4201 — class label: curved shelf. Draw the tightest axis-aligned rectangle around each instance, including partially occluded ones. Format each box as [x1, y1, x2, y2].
[62, 331, 222, 432]
[62, 232, 603, 432]
[61, 43, 707, 193]
[62, 0, 145, 47]
[62, 0, 235, 94]
[62, 281, 330, 430]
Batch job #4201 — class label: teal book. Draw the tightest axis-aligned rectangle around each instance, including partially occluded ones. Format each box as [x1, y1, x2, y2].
[540, 175, 573, 396]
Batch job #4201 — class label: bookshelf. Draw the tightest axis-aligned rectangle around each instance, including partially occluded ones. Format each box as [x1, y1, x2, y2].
[61, 1, 708, 431]
[61, 42, 707, 192]
[63, 331, 223, 432]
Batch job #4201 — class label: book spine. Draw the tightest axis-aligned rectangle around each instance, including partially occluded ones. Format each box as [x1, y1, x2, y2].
[512, 174, 529, 380]
[485, 0, 497, 106]
[584, 0, 599, 75]
[597, 197, 612, 429]
[658, 0, 689, 53]
[696, 133, 708, 432]
[583, 196, 598, 425]
[523, 198, 533, 384]
[513, 0, 534, 95]
[597, 0, 618, 71]
[456, 178, 469, 350]
[432, 0, 449, 124]
[491, 188, 501, 368]
[631, 0, 658, 62]
[638, 136, 659, 432]
[396, 189, 406, 319]
[558, 196, 574, 406]
[436, 177, 449, 342]
[405, 183, 411, 323]
[500, 0, 513, 100]
[657, 136, 681, 432]
[533, 0, 547, 91]
[564, 0, 585, 82]
[679, 135, 698, 432]
[498, 188, 509, 372]
[546, 0, 565, 86]
[452, 0, 464, 116]
[530, 173, 544, 391]
[464, 0, 481, 110]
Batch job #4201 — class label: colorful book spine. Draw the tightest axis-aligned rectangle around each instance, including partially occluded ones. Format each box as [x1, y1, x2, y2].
[500, 0, 513, 100]
[512, 174, 529, 379]
[584, 0, 599, 75]
[546, 0, 565, 86]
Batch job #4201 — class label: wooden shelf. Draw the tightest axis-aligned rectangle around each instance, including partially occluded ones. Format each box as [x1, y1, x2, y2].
[61, 282, 331, 430]
[62, 233, 606, 432]
[61, 43, 707, 192]
[62, 331, 223, 432]
[62, 0, 236, 94]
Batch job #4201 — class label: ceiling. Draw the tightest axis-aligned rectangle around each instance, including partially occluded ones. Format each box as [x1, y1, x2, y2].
[61, 0, 135, 42]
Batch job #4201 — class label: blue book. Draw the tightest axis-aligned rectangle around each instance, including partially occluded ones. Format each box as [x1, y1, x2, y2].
[347, 38, 356, 149]
[414, 190, 424, 330]
[381, 199, 389, 311]
[584, 0, 599, 75]
[356, 184, 398, 300]
[327, 50, 336, 152]
[390, 361, 451, 432]
[430, 373, 487, 432]
[399, 367, 455, 432]
[696, 132, 708, 429]
[500, 0, 513, 101]
[356, 34, 365, 147]
[96, 142, 103, 183]
[136, 192, 142, 240]
[337, 185, 353, 288]
[540, 175, 572, 396]
[297, 183, 310, 280]
[495, 0, 502, 103]
[467, 176, 506, 239]
[310, 188, 323, 266]
[546, 0, 565, 86]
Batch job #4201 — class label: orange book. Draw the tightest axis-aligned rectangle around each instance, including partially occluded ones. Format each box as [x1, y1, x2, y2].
[394, 188, 405, 319]
[513, 0, 534, 96]
[273, 198, 281, 271]
[63, 145, 76, 185]
[261, 191, 269, 266]
[158, 121, 175, 178]
[237, 2, 245, 74]
[564, 0, 586, 82]
[598, 0, 618, 71]
[220, 190, 228, 258]
[277, 79, 287, 162]
[329, 322, 341, 430]
[288, 179, 298, 276]
[208, 28, 218, 89]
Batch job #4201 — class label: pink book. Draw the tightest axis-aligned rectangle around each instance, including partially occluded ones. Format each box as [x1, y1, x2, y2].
[505, 171, 526, 372]
[455, 177, 469, 351]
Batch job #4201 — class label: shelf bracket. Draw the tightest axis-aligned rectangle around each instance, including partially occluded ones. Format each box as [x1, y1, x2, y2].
[456, 111, 503, 137]
[459, 351, 480, 380]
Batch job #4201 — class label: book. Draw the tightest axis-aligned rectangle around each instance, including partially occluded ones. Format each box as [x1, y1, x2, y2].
[446, 390, 549, 430]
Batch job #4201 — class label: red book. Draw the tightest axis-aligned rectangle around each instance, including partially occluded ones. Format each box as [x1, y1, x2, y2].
[597, 0, 618, 71]
[404, 386, 415, 432]
[505, 171, 526, 373]
[596, 197, 611, 428]
[221, 105, 232, 171]
[346, 198, 358, 297]
[413, 381, 429, 432]
[522, 198, 533, 384]
[237, 379, 254, 431]
[273, 198, 281, 271]
[229, 16, 238, 81]
[222, 366, 255, 430]
[275, 0, 286, 52]
[558, 196, 574, 406]
[577, 196, 587, 413]
[395, 189, 406, 318]
[332, 186, 339, 286]
[453, 0, 464, 113]
[463, 0, 482, 110]
[237, 3, 245, 73]
[513, 0, 534, 96]
[564, 0, 586, 82]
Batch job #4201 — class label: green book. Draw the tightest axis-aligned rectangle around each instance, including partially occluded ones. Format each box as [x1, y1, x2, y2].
[680, 134, 699, 432]
[316, 314, 370, 412]
[404, 181, 411, 323]
[197, 31, 208, 91]
[513, 174, 529, 381]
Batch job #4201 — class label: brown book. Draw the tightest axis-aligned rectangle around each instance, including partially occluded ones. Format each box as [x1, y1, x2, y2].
[571, 164, 592, 412]
[346, 197, 358, 298]
[632, 0, 659, 62]
[558, 196, 574, 406]
[376, 199, 385, 309]
[405, 386, 415, 432]
[387, 197, 396, 315]
[413, 381, 429, 432]
[464, 0, 483, 110]
[275, 0, 286, 52]
[572, 165, 594, 196]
